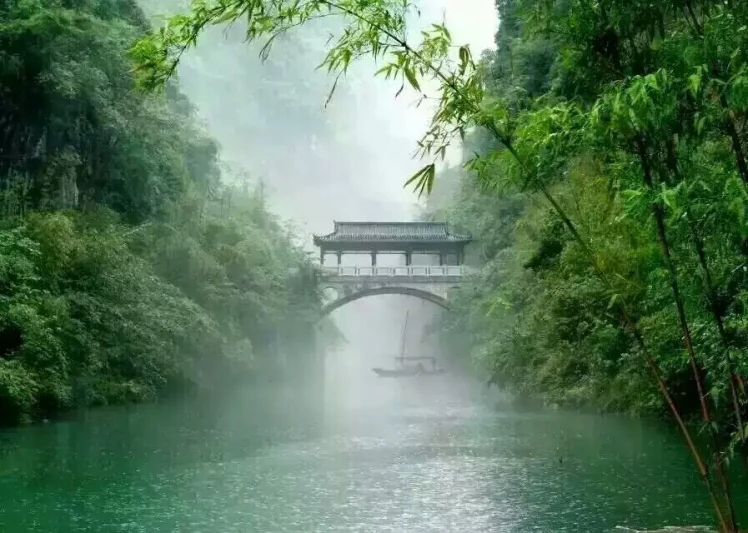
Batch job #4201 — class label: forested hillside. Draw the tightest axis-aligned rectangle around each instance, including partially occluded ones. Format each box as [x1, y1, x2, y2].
[0, 0, 321, 425]
[425, 0, 748, 421]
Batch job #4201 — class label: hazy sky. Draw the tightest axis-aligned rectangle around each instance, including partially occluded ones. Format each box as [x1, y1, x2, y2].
[436, 0, 499, 53]
[145, 0, 498, 245]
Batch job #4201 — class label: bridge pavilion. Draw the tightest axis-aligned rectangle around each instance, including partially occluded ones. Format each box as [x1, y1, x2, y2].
[313, 221, 471, 267]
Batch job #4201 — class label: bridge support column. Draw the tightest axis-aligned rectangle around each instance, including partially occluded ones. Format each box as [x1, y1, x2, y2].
[371, 251, 377, 266]
[336, 251, 342, 265]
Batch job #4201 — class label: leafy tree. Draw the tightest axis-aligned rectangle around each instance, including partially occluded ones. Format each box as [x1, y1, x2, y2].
[0, 0, 219, 221]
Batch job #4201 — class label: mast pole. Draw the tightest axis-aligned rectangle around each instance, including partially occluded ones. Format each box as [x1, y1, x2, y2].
[398, 310, 409, 361]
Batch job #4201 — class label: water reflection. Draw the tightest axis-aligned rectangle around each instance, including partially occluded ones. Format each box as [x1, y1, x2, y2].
[0, 373, 746, 532]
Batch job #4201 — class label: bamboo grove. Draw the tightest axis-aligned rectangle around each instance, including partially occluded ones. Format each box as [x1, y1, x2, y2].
[135, 0, 748, 528]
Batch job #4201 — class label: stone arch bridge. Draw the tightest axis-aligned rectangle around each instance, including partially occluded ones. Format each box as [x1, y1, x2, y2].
[313, 221, 471, 315]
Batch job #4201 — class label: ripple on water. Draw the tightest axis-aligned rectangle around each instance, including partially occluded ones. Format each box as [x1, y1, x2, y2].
[0, 395, 744, 532]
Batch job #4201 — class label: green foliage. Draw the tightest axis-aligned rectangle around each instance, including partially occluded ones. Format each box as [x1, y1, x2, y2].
[0, 0, 321, 425]
[435, 160, 667, 413]
[423, 0, 748, 427]
[0, 0, 219, 222]
[0, 195, 318, 424]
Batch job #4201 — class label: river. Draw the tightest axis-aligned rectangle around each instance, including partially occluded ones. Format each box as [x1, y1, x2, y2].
[1, 368, 746, 532]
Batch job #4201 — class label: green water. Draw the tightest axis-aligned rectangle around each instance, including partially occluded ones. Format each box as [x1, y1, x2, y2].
[0, 378, 746, 532]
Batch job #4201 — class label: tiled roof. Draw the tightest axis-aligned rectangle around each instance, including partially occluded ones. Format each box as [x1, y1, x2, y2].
[314, 222, 471, 243]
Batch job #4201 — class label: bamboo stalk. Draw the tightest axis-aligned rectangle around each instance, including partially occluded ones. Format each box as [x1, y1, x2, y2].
[623, 312, 730, 533]
[663, 139, 748, 470]
[637, 139, 738, 533]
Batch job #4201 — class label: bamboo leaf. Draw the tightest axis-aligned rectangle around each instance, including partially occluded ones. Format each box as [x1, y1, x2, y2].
[403, 66, 421, 92]
[404, 164, 435, 196]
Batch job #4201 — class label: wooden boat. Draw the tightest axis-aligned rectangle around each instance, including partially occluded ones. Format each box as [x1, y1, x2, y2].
[372, 311, 445, 378]
[372, 367, 446, 378]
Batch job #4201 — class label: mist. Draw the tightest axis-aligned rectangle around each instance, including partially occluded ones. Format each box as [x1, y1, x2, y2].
[139, 0, 498, 402]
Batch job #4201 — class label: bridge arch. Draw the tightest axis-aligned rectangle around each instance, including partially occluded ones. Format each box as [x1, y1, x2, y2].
[320, 286, 449, 317]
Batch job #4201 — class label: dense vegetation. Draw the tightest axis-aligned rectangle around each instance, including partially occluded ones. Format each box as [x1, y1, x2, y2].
[0, 0, 321, 426]
[419, 0, 748, 427]
[137, 0, 748, 528]
[426, 0, 681, 414]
